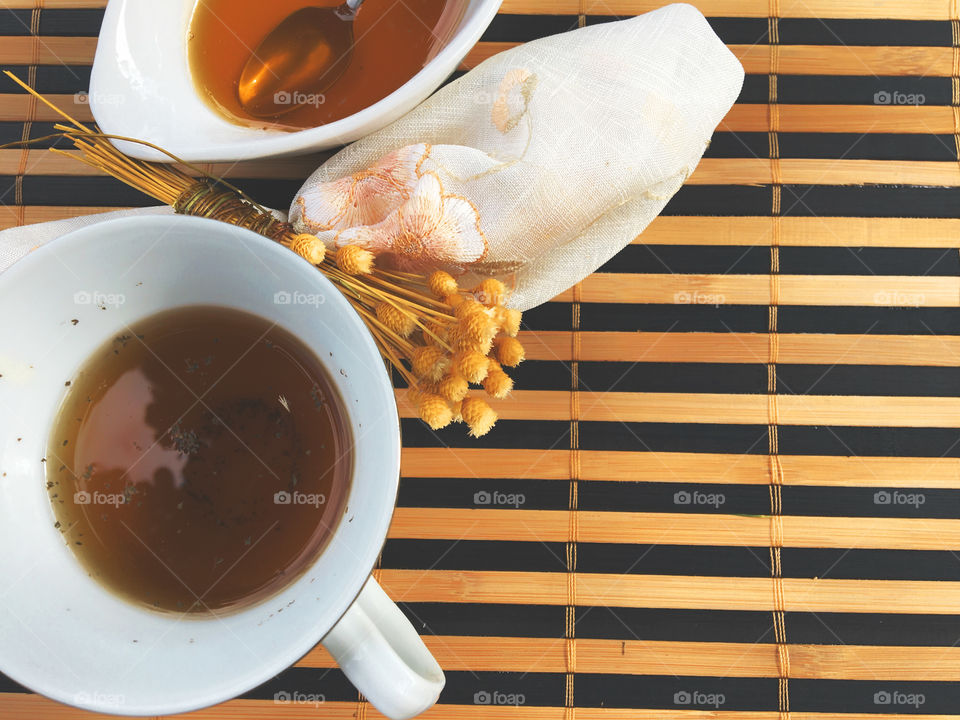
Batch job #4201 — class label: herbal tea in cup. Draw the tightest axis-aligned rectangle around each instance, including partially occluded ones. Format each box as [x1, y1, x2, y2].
[46, 305, 352, 614]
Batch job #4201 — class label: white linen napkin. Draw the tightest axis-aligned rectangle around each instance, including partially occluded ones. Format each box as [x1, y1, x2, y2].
[0, 4, 742, 311]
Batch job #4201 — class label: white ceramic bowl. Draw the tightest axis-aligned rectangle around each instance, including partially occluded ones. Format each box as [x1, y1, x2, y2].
[89, 0, 501, 162]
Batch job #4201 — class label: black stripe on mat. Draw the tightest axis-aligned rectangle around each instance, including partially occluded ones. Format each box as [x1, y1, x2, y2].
[575, 607, 960, 646]
[401, 419, 960, 456]
[0, 122, 75, 147]
[240, 666, 357, 703]
[10, 182, 960, 222]
[395, 361, 960, 396]
[778, 364, 960, 397]
[583, 482, 960, 520]
[480, 13, 579, 41]
[0, 12, 951, 47]
[546, 302, 960, 335]
[394, 603, 960, 647]
[4, 176, 303, 211]
[383, 539, 960, 581]
[707, 132, 959, 161]
[738, 74, 950, 105]
[399, 478, 960, 519]
[398, 602, 566, 638]
[243, 668, 564, 707]
[241, 669, 960, 713]
[0, 67, 91, 94]
[555, 360, 960, 396]
[0, 9, 103, 36]
[776, 18, 953, 46]
[588, 16, 954, 48]
[599, 244, 960, 275]
[664, 185, 960, 217]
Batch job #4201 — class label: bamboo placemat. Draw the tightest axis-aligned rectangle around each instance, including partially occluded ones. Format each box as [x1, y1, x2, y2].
[3, 0, 960, 718]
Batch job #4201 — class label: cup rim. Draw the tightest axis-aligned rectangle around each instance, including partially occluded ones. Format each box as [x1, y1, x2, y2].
[0, 215, 402, 715]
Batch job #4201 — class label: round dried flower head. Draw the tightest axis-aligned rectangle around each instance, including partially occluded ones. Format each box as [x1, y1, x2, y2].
[458, 310, 497, 354]
[290, 233, 326, 264]
[450, 399, 464, 423]
[411, 345, 449, 382]
[495, 335, 525, 367]
[428, 270, 459, 299]
[483, 358, 513, 399]
[461, 396, 497, 437]
[418, 393, 453, 430]
[472, 278, 507, 307]
[495, 307, 522, 337]
[336, 244, 374, 274]
[376, 302, 416, 338]
[456, 350, 490, 384]
[447, 326, 488, 355]
[438, 372, 469, 402]
[423, 321, 450, 347]
[454, 298, 486, 321]
[444, 293, 464, 308]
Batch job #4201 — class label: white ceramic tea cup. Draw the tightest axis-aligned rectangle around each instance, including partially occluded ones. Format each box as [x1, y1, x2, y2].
[0, 215, 443, 718]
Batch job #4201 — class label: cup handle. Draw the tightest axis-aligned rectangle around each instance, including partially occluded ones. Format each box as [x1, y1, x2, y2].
[322, 576, 445, 719]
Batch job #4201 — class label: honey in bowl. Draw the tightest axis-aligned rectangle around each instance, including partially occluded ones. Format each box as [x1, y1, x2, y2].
[188, 0, 462, 129]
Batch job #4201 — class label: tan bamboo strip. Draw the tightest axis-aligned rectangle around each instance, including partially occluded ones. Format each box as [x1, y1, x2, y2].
[546, 273, 960, 306]
[0, 205, 133, 229]
[9, 213, 960, 248]
[637, 216, 960, 248]
[721, 104, 959, 134]
[0, 692, 808, 720]
[388, 508, 960, 551]
[460, 41, 517, 68]
[0, 0, 110, 6]
[0, 93, 94, 121]
[0, 37, 516, 69]
[296, 637, 960, 681]
[731, 44, 955, 76]
[0, 35, 95, 64]
[521, 331, 960, 366]
[6, 695, 960, 720]
[380, 569, 960, 613]
[688, 158, 960, 186]
[11, 153, 960, 186]
[9, 214, 960, 249]
[0, 149, 327, 179]
[579, 0, 960, 19]
[0, 97, 953, 135]
[1, 0, 957, 19]
[401, 447, 572, 479]
[1, 0, 958, 20]
[400, 449, 960, 488]
[396, 389, 960, 427]
[5, 40, 957, 77]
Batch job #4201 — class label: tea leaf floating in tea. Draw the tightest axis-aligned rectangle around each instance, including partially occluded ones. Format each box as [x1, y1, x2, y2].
[1, 72, 524, 437]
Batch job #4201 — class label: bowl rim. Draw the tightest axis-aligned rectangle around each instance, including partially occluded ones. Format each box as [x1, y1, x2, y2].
[90, 0, 503, 162]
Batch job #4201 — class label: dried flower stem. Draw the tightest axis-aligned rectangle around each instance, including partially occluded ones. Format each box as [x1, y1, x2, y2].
[0, 71, 524, 436]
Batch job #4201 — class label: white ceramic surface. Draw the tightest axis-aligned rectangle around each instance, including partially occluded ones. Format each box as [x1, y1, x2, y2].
[0, 215, 443, 718]
[89, 0, 502, 162]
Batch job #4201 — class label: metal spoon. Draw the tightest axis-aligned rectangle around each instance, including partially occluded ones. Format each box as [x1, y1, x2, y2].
[237, 0, 364, 118]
